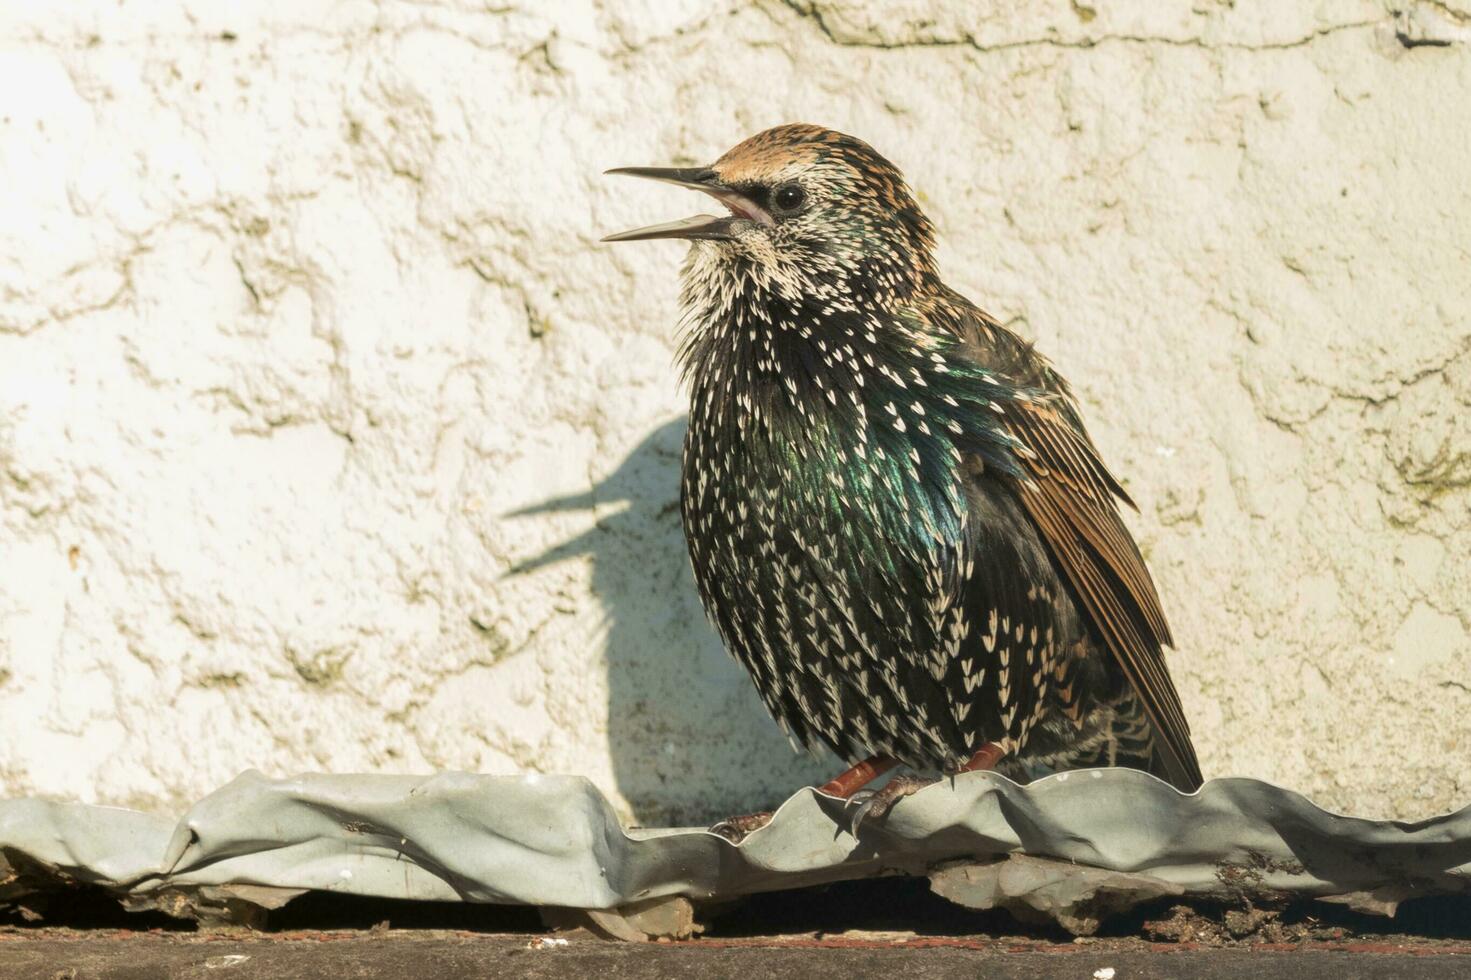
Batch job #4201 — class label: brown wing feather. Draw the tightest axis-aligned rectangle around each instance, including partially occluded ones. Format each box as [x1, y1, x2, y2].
[1007, 395, 1201, 791]
[931, 296, 1201, 791]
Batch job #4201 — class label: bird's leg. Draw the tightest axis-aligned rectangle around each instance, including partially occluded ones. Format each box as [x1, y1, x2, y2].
[817, 754, 899, 797]
[709, 755, 899, 843]
[846, 742, 1008, 835]
[958, 741, 1007, 773]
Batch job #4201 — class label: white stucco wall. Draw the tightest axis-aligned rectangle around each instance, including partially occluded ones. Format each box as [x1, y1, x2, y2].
[0, 0, 1467, 824]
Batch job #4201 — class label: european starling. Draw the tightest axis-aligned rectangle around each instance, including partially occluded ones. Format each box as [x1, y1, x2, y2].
[604, 125, 1202, 834]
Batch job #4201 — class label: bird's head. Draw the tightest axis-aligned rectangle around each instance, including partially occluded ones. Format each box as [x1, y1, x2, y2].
[604, 124, 938, 300]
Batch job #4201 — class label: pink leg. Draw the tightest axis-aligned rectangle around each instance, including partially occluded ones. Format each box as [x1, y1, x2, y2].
[711, 755, 899, 843]
[818, 755, 899, 798]
[957, 741, 1006, 773]
[848, 742, 1009, 833]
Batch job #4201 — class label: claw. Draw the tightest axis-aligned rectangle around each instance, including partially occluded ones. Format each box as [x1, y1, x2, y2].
[708, 810, 773, 844]
[845, 775, 938, 836]
[848, 794, 880, 838]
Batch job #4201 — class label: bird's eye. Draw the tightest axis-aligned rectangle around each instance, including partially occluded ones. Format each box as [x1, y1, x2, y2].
[772, 182, 807, 214]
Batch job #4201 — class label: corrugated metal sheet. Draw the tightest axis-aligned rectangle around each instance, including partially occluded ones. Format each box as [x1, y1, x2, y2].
[3, 769, 1468, 934]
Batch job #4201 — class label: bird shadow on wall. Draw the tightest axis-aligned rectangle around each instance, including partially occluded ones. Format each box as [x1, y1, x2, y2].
[508, 418, 832, 826]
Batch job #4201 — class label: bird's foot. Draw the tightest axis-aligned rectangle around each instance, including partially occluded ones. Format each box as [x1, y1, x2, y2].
[708, 810, 773, 844]
[844, 774, 939, 836]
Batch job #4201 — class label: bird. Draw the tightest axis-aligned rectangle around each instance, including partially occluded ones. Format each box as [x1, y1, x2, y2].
[602, 124, 1202, 839]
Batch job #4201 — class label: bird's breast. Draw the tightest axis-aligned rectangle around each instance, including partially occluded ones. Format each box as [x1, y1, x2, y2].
[674, 285, 1026, 585]
[679, 360, 973, 578]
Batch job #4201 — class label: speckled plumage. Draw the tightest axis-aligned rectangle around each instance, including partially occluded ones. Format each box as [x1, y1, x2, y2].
[609, 124, 1202, 793]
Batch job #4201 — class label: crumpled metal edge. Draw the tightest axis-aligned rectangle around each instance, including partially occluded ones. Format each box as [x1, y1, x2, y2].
[2, 769, 1468, 935]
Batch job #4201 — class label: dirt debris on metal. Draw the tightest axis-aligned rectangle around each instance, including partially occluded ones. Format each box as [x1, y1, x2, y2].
[8, 870, 1471, 952]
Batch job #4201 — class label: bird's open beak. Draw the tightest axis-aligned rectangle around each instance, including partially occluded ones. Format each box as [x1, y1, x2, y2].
[601, 166, 772, 243]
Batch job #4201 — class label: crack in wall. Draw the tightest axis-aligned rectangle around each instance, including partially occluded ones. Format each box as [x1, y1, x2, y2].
[773, 0, 1393, 54]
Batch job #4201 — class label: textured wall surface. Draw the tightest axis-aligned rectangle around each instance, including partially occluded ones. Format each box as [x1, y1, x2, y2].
[1, 0, 1468, 824]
